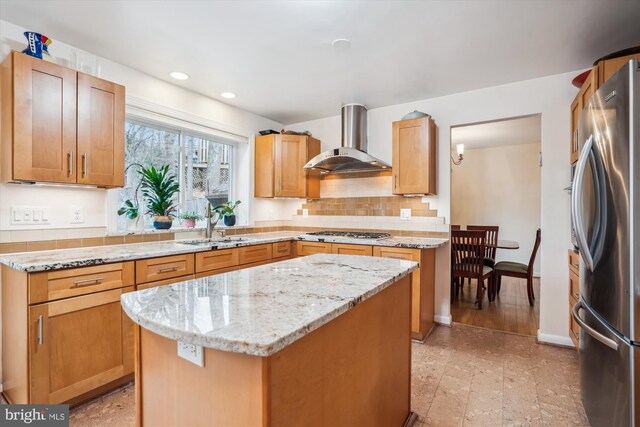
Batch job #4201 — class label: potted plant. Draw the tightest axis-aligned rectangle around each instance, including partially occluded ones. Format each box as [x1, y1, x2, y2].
[178, 212, 203, 229]
[117, 199, 142, 231]
[139, 164, 180, 230]
[213, 200, 241, 227]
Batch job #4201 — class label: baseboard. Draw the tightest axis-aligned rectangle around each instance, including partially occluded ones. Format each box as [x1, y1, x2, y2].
[434, 314, 452, 326]
[537, 329, 573, 347]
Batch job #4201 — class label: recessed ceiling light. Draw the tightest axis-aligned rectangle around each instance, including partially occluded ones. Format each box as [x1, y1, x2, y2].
[331, 38, 351, 49]
[221, 92, 237, 99]
[169, 71, 189, 80]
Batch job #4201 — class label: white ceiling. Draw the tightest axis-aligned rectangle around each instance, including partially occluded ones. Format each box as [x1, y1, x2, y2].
[451, 115, 541, 150]
[1, 1, 639, 124]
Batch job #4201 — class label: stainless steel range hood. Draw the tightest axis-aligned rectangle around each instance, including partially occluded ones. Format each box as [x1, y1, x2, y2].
[304, 104, 391, 174]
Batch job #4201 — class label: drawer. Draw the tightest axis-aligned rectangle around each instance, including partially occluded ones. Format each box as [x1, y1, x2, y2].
[136, 254, 195, 284]
[239, 244, 272, 265]
[372, 246, 420, 262]
[272, 241, 292, 259]
[296, 241, 332, 256]
[331, 243, 372, 256]
[569, 269, 580, 301]
[29, 262, 135, 304]
[137, 274, 195, 291]
[196, 249, 239, 273]
[569, 250, 580, 275]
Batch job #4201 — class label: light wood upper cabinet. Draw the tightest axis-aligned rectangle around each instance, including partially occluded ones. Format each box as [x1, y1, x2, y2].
[76, 73, 125, 187]
[392, 116, 437, 195]
[1, 52, 77, 183]
[1, 51, 125, 187]
[254, 134, 321, 198]
[597, 52, 640, 86]
[570, 66, 598, 164]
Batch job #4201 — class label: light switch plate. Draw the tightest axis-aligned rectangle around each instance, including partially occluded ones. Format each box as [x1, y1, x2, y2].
[178, 340, 204, 367]
[302, 208, 309, 217]
[400, 209, 412, 220]
[10, 206, 50, 225]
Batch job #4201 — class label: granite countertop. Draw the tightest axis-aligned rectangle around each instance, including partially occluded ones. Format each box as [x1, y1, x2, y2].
[120, 254, 418, 356]
[0, 231, 447, 273]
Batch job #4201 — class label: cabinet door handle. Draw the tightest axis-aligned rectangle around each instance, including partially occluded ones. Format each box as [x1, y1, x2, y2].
[38, 315, 43, 345]
[68, 152, 73, 177]
[393, 175, 397, 189]
[278, 247, 289, 252]
[82, 153, 87, 177]
[571, 263, 579, 269]
[158, 266, 179, 273]
[72, 277, 105, 287]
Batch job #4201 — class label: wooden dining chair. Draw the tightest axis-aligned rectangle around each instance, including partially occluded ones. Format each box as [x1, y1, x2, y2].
[451, 230, 494, 309]
[467, 225, 499, 267]
[492, 229, 541, 306]
[450, 224, 461, 231]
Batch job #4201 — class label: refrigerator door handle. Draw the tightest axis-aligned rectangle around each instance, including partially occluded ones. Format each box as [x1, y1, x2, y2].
[571, 134, 595, 271]
[572, 300, 619, 351]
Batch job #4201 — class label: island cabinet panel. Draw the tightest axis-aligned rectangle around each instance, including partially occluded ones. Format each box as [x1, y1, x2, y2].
[195, 248, 239, 273]
[135, 275, 411, 427]
[29, 286, 134, 404]
[331, 243, 373, 256]
[238, 244, 272, 265]
[392, 116, 437, 195]
[295, 241, 332, 256]
[272, 241, 292, 259]
[28, 261, 134, 304]
[76, 72, 125, 187]
[372, 246, 435, 341]
[135, 254, 194, 284]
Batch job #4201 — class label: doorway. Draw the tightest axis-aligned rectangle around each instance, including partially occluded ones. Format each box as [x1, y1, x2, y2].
[450, 114, 542, 336]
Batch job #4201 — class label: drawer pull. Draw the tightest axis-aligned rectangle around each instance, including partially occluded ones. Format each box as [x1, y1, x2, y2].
[38, 315, 43, 345]
[277, 247, 289, 252]
[158, 266, 179, 273]
[571, 263, 579, 269]
[72, 277, 105, 287]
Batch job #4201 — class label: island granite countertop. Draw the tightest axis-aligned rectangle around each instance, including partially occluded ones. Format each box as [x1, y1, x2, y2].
[0, 231, 447, 273]
[120, 253, 418, 356]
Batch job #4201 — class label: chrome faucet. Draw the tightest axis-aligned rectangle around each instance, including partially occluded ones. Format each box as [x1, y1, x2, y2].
[205, 204, 225, 240]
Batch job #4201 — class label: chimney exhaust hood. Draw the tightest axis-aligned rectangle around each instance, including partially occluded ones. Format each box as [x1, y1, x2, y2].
[304, 104, 391, 174]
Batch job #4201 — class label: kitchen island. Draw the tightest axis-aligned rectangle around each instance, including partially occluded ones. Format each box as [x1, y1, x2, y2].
[121, 253, 418, 427]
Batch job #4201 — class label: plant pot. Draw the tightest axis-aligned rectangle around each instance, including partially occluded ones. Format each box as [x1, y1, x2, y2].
[184, 219, 196, 228]
[223, 215, 236, 227]
[153, 216, 173, 230]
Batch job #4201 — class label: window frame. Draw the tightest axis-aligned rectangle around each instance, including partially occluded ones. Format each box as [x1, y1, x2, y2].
[107, 98, 251, 233]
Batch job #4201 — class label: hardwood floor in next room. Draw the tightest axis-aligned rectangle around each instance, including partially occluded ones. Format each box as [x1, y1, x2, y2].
[451, 276, 540, 336]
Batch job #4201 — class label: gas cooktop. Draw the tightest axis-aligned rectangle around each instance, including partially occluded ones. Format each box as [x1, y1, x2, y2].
[303, 231, 392, 240]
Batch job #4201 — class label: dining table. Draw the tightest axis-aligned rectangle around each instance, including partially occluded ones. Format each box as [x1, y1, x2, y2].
[488, 240, 520, 250]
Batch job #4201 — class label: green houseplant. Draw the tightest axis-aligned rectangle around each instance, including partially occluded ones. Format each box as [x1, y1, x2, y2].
[213, 200, 241, 227]
[139, 164, 180, 229]
[178, 212, 203, 229]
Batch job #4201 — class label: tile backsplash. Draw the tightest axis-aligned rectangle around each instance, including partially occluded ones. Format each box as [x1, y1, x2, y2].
[298, 196, 437, 217]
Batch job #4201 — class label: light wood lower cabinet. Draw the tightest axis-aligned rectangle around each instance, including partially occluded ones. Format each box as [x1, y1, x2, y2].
[569, 250, 580, 350]
[331, 243, 373, 256]
[137, 275, 195, 291]
[239, 244, 272, 265]
[2, 264, 135, 405]
[135, 254, 194, 284]
[272, 241, 292, 259]
[196, 248, 238, 273]
[373, 246, 435, 341]
[296, 241, 332, 256]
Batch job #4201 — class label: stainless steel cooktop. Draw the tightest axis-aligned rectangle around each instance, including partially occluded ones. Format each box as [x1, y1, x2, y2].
[303, 231, 392, 240]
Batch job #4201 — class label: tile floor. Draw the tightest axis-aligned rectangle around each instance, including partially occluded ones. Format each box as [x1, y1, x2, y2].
[3, 324, 587, 427]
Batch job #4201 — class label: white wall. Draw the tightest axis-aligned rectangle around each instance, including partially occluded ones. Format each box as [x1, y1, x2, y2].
[289, 71, 578, 345]
[451, 143, 542, 273]
[0, 19, 292, 236]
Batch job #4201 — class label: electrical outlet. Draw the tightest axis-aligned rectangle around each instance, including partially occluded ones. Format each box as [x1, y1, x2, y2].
[69, 206, 84, 224]
[400, 208, 412, 220]
[177, 340, 204, 367]
[302, 208, 309, 217]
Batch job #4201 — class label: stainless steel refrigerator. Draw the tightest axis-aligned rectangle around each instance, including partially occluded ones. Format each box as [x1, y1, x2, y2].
[571, 58, 639, 427]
